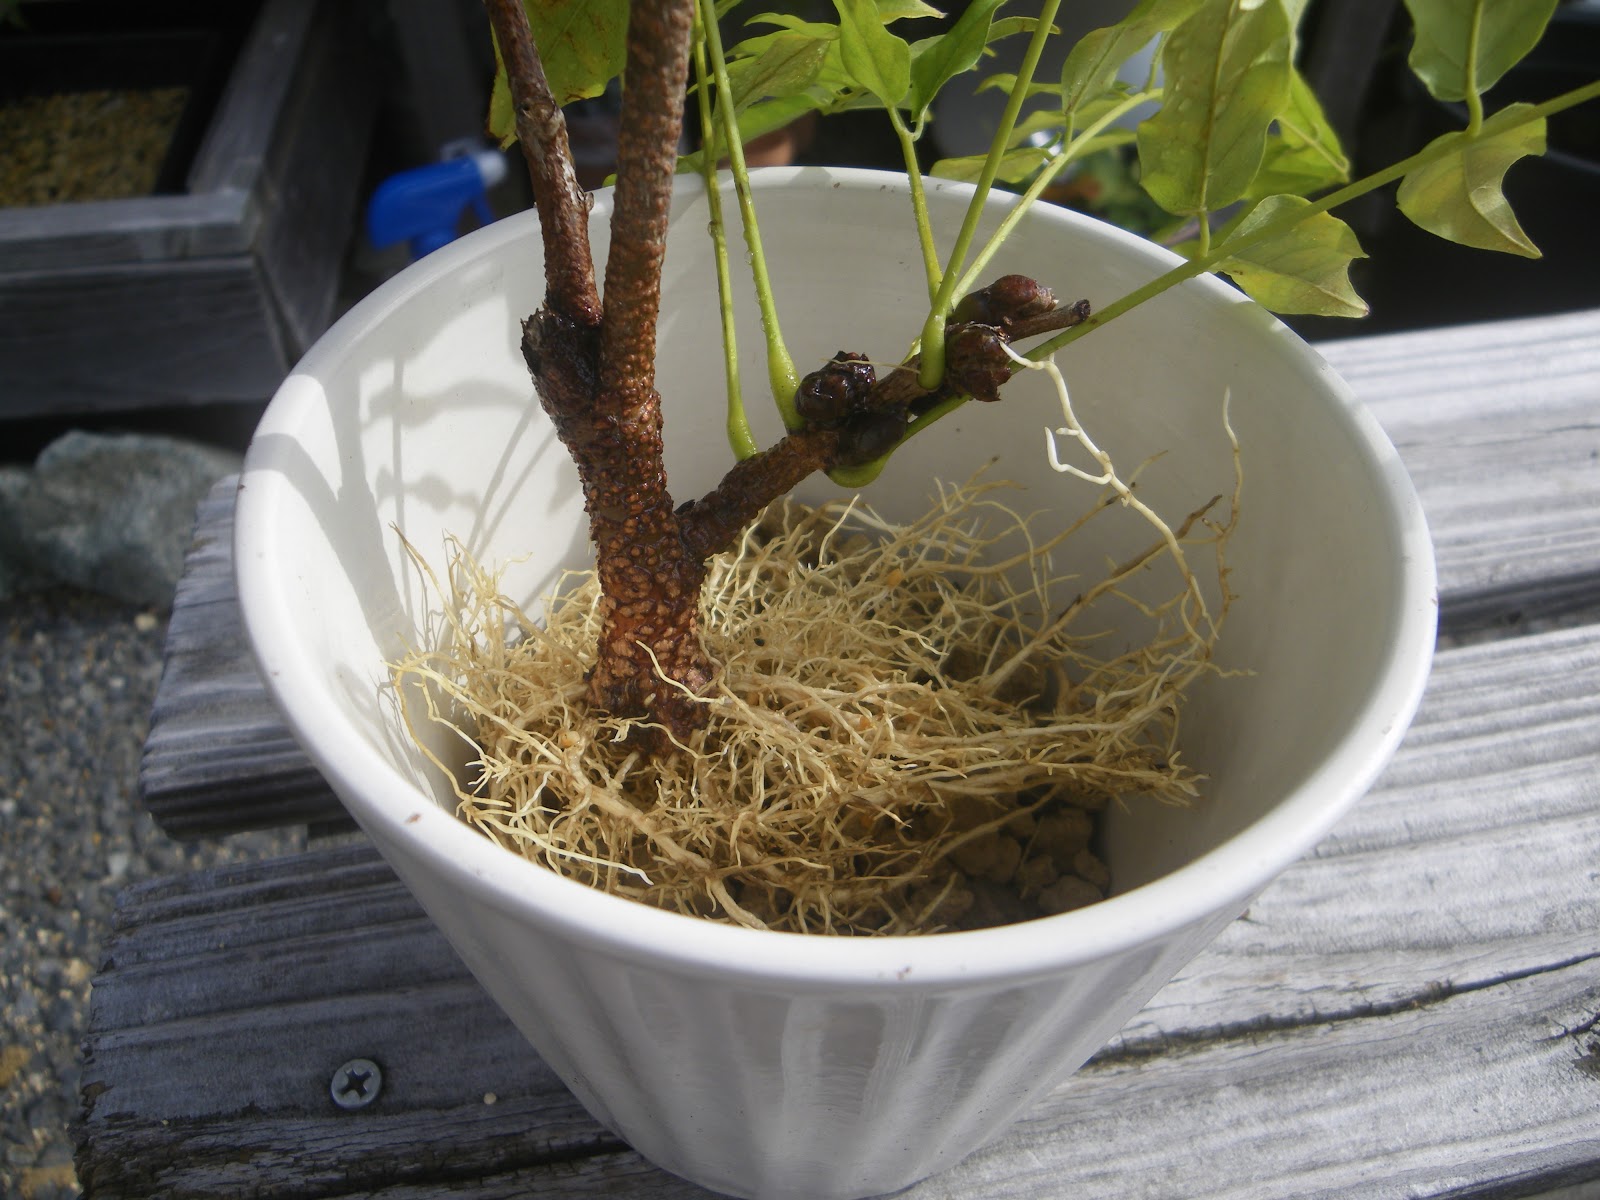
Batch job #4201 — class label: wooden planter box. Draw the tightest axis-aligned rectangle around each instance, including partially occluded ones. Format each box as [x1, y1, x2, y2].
[0, 0, 379, 418]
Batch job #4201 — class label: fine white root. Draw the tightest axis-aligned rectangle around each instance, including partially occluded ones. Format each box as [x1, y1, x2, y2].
[393, 382, 1240, 936]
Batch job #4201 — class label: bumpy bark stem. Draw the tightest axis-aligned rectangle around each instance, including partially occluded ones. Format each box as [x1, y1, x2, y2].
[483, 0, 599, 324]
[579, 0, 710, 739]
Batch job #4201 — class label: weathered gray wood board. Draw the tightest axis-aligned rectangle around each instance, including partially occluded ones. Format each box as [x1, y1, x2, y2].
[137, 310, 1600, 839]
[1318, 308, 1600, 629]
[0, 0, 379, 417]
[84, 621, 1600, 1198]
[138, 479, 348, 838]
[0, 259, 289, 409]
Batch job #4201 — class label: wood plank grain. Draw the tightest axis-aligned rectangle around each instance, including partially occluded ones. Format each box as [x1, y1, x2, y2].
[185, 0, 319, 195]
[1318, 308, 1600, 630]
[253, 0, 381, 355]
[0, 192, 254, 274]
[85, 622, 1600, 1198]
[0, 259, 289, 414]
[138, 479, 352, 838]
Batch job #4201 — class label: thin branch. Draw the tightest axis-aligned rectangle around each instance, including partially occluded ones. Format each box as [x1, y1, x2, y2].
[484, 0, 600, 324]
[679, 291, 1094, 548]
[680, 428, 842, 559]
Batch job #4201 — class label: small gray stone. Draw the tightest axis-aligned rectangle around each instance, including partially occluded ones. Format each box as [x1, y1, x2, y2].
[0, 432, 240, 610]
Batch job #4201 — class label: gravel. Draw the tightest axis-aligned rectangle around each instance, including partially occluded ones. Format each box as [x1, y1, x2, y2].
[1, 588, 304, 1200]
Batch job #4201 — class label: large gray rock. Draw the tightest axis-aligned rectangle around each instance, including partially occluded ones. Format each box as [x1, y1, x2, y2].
[0, 432, 241, 609]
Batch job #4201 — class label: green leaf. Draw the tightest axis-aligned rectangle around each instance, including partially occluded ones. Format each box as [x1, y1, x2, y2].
[1137, 0, 1295, 217]
[1218, 195, 1368, 316]
[1006, 108, 1069, 148]
[1060, 0, 1200, 115]
[1246, 68, 1349, 199]
[987, 15, 1049, 41]
[834, 0, 913, 107]
[907, 0, 1005, 119]
[487, 0, 631, 145]
[876, 0, 943, 21]
[742, 13, 839, 34]
[726, 31, 834, 111]
[677, 94, 821, 174]
[1403, 0, 1559, 102]
[528, 0, 631, 106]
[974, 70, 1062, 99]
[730, 22, 863, 110]
[931, 145, 1051, 182]
[1396, 101, 1545, 256]
[740, 14, 841, 37]
[1000, 98, 1139, 149]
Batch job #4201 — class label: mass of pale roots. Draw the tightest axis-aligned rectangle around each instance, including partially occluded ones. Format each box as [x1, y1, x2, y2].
[395, 444, 1236, 935]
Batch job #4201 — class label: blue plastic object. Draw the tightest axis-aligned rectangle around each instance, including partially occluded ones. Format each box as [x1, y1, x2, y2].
[366, 149, 508, 261]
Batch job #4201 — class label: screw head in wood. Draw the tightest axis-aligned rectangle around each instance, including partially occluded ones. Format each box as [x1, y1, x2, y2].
[330, 1058, 383, 1109]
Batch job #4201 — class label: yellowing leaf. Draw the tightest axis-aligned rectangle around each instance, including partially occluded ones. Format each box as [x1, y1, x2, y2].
[487, 0, 630, 146]
[726, 32, 833, 111]
[1219, 195, 1368, 316]
[1247, 68, 1349, 199]
[1397, 102, 1545, 257]
[1137, 0, 1295, 216]
[1403, 0, 1558, 102]
[526, 0, 631, 106]
[489, 44, 517, 148]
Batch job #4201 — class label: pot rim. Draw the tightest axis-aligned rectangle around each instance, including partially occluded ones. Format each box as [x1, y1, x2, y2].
[237, 165, 1437, 991]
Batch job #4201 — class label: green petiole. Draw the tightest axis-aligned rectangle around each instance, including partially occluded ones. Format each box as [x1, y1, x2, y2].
[838, 76, 1600, 486]
[700, 0, 803, 431]
[951, 88, 1159, 302]
[692, 12, 758, 461]
[916, 0, 1065, 391]
[890, 107, 942, 301]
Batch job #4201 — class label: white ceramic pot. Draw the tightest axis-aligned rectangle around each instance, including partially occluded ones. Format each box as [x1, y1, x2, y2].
[236, 167, 1436, 1200]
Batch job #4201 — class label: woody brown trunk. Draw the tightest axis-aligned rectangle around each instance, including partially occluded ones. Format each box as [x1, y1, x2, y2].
[486, 0, 1084, 745]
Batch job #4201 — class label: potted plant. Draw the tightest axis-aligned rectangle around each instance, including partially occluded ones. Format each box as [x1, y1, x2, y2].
[234, 1, 1592, 1196]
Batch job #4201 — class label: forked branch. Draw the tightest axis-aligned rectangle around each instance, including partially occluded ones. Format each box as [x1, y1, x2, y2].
[492, 0, 1084, 744]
